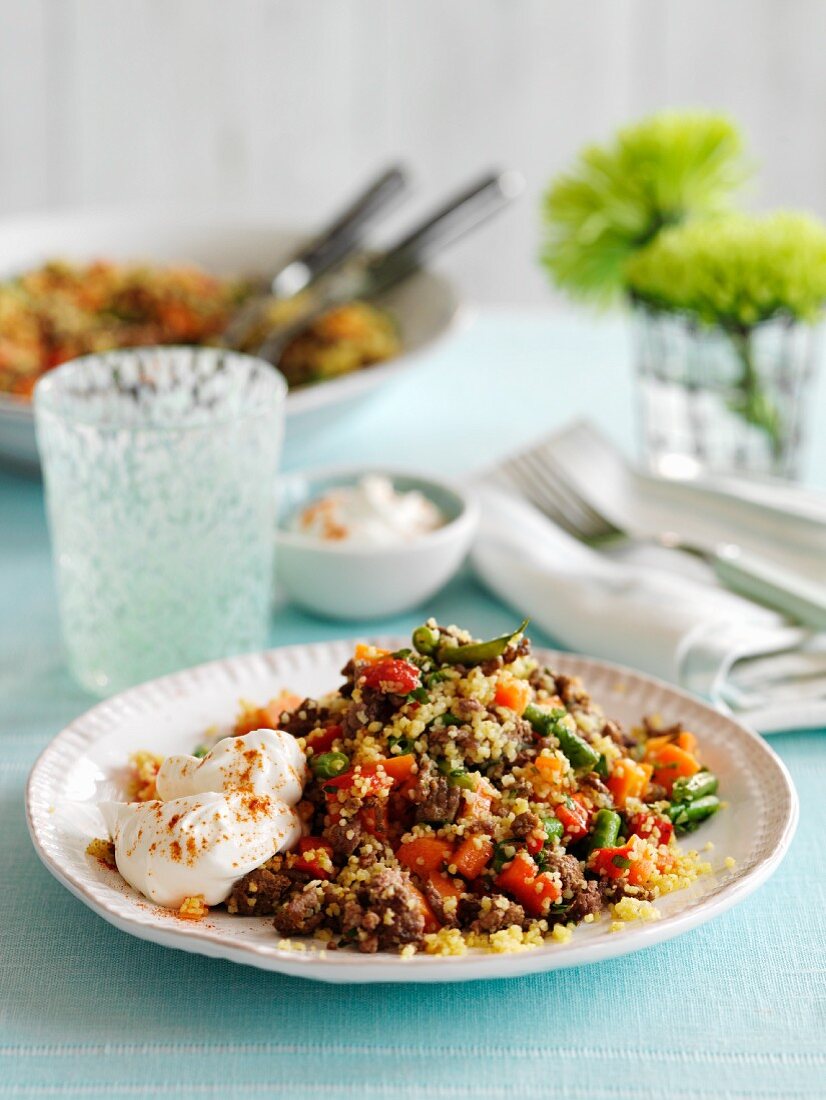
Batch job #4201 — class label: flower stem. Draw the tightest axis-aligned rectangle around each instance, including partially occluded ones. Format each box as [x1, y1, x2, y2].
[728, 328, 784, 459]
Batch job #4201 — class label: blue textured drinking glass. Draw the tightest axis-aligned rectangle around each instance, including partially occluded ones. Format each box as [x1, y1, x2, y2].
[34, 347, 286, 695]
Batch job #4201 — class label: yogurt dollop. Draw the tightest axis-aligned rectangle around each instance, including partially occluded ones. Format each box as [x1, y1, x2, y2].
[292, 475, 443, 546]
[102, 730, 307, 908]
[156, 729, 306, 805]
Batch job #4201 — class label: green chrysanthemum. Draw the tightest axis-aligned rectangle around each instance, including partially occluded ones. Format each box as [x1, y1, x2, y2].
[625, 211, 826, 328]
[541, 110, 748, 303]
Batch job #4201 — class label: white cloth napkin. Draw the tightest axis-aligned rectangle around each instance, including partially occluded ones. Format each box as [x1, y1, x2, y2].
[471, 483, 826, 734]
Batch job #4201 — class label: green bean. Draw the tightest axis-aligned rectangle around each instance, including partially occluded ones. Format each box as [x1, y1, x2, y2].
[437, 759, 477, 789]
[523, 703, 600, 770]
[542, 815, 564, 844]
[492, 840, 517, 873]
[412, 625, 440, 656]
[310, 751, 350, 779]
[672, 771, 718, 803]
[587, 809, 622, 854]
[668, 795, 720, 833]
[435, 619, 529, 666]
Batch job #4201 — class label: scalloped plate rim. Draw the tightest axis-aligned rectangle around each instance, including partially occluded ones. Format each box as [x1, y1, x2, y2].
[26, 639, 798, 983]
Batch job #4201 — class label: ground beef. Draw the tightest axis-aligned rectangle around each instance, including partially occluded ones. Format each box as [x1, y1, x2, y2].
[273, 882, 330, 936]
[510, 811, 544, 839]
[643, 717, 684, 739]
[459, 893, 526, 933]
[423, 878, 461, 928]
[338, 659, 356, 698]
[645, 782, 668, 802]
[554, 674, 591, 707]
[226, 867, 292, 916]
[326, 817, 365, 859]
[425, 723, 458, 754]
[411, 764, 462, 824]
[602, 718, 638, 749]
[578, 772, 612, 806]
[529, 667, 590, 709]
[341, 866, 426, 953]
[544, 852, 604, 923]
[453, 697, 485, 721]
[545, 851, 586, 895]
[565, 880, 603, 923]
[342, 688, 395, 735]
[277, 699, 332, 739]
[461, 815, 498, 837]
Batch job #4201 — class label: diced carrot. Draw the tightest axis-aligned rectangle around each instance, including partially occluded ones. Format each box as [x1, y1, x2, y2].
[591, 838, 657, 886]
[495, 850, 536, 894]
[397, 836, 454, 874]
[493, 674, 531, 716]
[648, 743, 700, 795]
[363, 754, 417, 785]
[628, 853, 655, 887]
[677, 730, 698, 753]
[460, 788, 492, 820]
[426, 870, 464, 903]
[646, 730, 698, 755]
[495, 851, 561, 917]
[534, 755, 564, 783]
[452, 835, 494, 879]
[607, 757, 652, 807]
[644, 733, 671, 755]
[354, 643, 391, 664]
[234, 689, 303, 735]
[408, 882, 441, 933]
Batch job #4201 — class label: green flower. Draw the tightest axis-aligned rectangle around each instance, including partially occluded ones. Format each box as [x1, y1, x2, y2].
[625, 211, 826, 328]
[541, 110, 748, 303]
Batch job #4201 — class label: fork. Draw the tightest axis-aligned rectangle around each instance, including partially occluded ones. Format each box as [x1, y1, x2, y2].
[495, 445, 826, 631]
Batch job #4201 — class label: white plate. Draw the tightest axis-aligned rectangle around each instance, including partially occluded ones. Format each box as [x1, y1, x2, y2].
[0, 208, 465, 471]
[26, 639, 797, 983]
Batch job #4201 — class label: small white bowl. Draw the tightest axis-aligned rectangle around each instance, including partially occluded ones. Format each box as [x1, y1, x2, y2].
[275, 467, 479, 620]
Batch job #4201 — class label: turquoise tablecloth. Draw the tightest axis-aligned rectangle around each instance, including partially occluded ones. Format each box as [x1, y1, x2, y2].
[2, 310, 824, 1099]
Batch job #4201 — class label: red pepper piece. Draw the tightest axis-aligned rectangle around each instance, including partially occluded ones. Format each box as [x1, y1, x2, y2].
[360, 658, 421, 695]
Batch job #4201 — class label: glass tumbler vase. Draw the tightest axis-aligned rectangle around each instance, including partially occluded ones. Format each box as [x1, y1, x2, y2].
[633, 305, 819, 480]
[34, 347, 286, 696]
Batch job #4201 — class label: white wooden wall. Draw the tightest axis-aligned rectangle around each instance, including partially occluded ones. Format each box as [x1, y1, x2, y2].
[2, 0, 826, 304]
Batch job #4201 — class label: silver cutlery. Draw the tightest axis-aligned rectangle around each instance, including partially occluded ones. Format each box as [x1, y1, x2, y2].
[495, 441, 826, 631]
[225, 169, 524, 362]
[222, 165, 409, 348]
[268, 165, 409, 299]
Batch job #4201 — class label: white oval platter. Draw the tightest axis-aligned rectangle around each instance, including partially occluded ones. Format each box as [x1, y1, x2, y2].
[0, 208, 465, 470]
[26, 638, 797, 983]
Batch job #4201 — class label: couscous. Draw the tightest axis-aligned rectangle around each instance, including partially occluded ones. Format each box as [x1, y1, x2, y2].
[0, 259, 400, 396]
[96, 620, 722, 956]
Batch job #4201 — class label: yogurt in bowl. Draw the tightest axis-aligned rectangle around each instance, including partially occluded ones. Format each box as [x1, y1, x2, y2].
[276, 467, 478, 620]
[292, 474, 444, 546]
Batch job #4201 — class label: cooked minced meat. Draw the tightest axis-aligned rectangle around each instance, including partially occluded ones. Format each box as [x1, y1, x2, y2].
[215, 621, 717, 957]
[340, 866, 426, 953]
[273, 882, 330, 936]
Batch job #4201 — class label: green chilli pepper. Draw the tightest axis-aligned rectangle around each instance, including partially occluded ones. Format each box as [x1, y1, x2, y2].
[434, 620, 530, 667]
[310, 751, 350, 779]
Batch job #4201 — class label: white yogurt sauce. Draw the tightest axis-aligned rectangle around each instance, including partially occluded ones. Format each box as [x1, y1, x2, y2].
[101, 730, 307, 908]
[292, 475, 443, 546]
